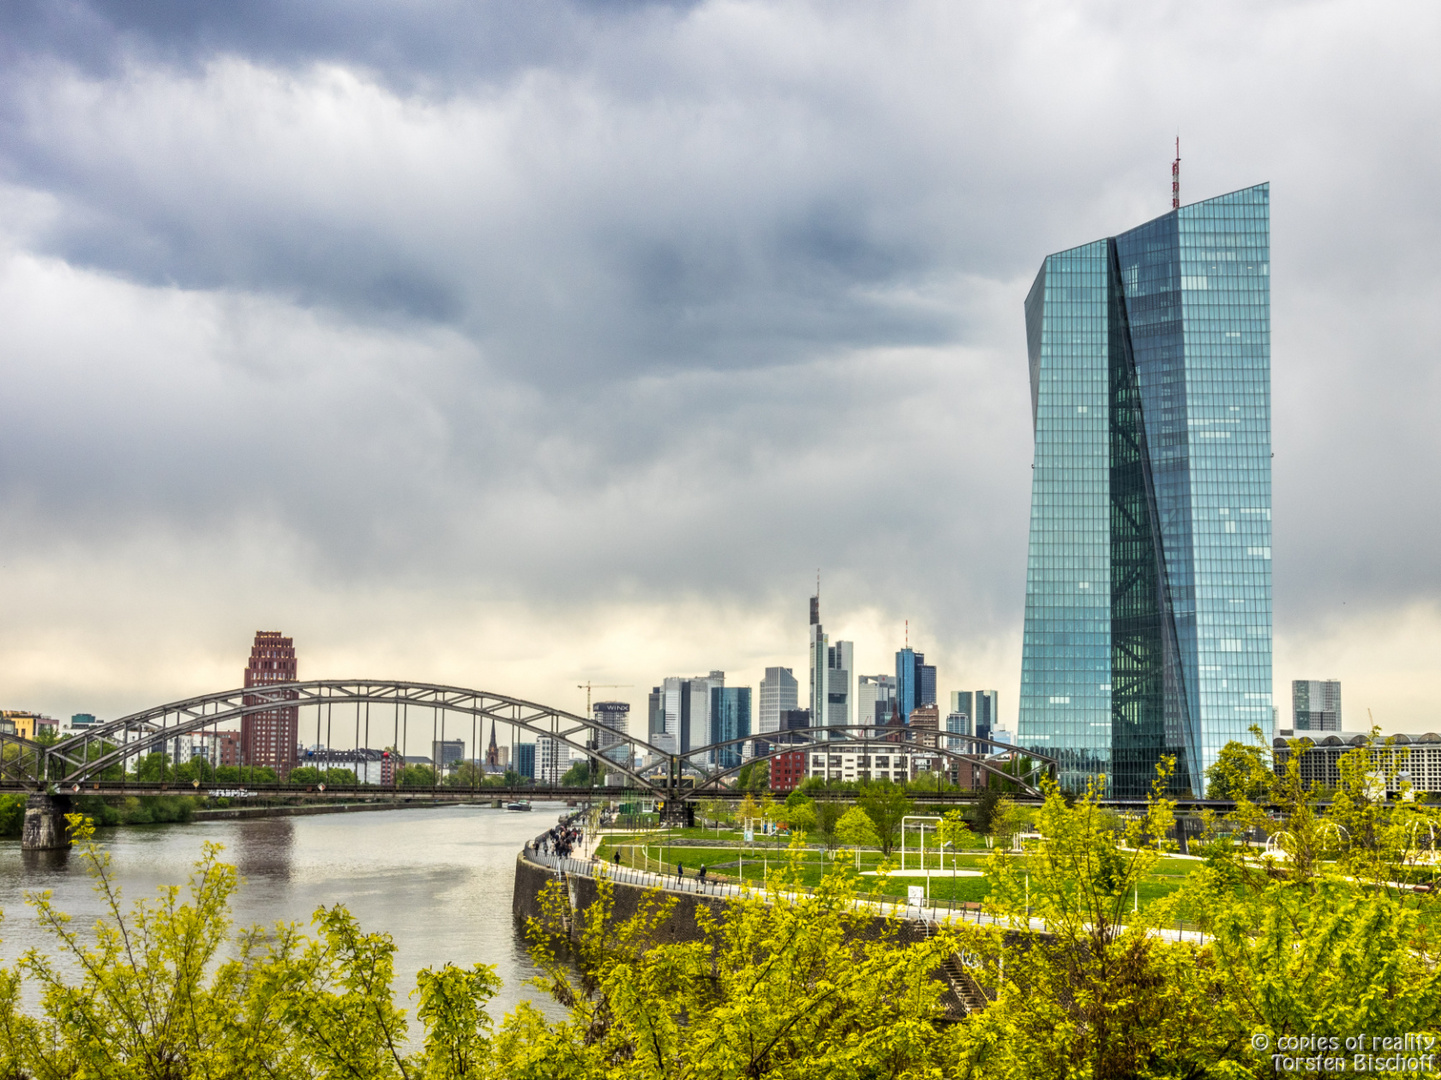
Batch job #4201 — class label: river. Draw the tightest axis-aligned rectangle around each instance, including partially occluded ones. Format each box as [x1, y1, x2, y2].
[0, 802, 566, 1024]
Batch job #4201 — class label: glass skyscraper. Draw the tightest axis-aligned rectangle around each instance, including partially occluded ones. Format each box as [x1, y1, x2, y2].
[1018, 184, 1272, 798]
[710, 686, 752, 770]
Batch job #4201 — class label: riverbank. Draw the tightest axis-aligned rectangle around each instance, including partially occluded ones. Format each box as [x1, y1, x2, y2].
[195, 799, 485, 821]
[0, 790, 511, 837]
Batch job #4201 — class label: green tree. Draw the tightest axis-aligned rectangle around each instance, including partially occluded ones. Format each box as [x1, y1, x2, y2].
[749, 755, 772, 790]
[131, 751, 172, 783]
[447, 761, 492, 788]
[212, 764, 278, 784]
[398, 763, 437, 788]
[560, 759, 593, 787]
[814, 799, 844, 851]
[1205, 728, 1274, 800]
[735, 760, 756, 791]
[0, 817, 502, 1078]
[857, 780, 913, 855]
[937, 809, 969, 894]
[1184, 736, 1441, 1070]
[834, 806, 879, 867]
[974, 783, 1002, 833]
[0, 793, 26, 839]
[781, 801, 816, 837]
[946, 759, 1243, 1077]
[500, 846, 954, 1078]
[286, 765, 354, 786]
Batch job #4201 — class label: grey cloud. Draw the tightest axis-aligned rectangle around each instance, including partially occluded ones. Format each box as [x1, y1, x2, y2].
[0, 0, 686, 91]
[0, 0, 1439, 708]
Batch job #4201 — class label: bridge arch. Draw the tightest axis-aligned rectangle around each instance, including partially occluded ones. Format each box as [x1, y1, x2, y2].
[34, 681, 673, 793]
[680, 725, 1057, 798]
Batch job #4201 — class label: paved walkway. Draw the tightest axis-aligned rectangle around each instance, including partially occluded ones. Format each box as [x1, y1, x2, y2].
[523, 843, 1209, 944]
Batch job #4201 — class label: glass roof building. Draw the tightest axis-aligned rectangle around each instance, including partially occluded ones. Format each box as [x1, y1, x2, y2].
[1018, 184, 1272, 798]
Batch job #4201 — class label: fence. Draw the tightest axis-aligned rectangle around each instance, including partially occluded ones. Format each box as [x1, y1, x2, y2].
[521, 817, 1207, 944]
[522, 834, 998, 926]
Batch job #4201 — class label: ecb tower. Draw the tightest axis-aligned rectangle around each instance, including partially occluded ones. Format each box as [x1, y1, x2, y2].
[1018, 184, 1272, 798]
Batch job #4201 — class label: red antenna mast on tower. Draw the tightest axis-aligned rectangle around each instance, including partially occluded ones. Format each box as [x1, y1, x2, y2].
[1171, 136, 1181, 210]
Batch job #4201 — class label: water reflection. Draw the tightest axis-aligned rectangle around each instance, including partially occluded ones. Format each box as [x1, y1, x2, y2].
[0, 804, 564, 1022]
[233, 817, 294, 881]
[19, 848, 71, 874]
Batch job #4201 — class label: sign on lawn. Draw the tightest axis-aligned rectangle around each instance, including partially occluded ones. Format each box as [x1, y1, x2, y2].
[908, 885, 924, 904]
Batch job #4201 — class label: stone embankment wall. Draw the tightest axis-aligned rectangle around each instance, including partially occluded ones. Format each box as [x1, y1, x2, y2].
[511, 850, 940, 948]
[513, 852, 735, 946]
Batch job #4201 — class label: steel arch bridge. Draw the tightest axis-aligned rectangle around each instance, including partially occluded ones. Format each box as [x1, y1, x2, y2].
[0, 679, 1057, 803]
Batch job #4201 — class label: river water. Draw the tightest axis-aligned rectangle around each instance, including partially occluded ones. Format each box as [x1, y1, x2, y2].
[0, 803, 566, 1023]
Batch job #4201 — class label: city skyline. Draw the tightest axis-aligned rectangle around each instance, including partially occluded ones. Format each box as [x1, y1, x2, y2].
[1, 4, 1438, 736]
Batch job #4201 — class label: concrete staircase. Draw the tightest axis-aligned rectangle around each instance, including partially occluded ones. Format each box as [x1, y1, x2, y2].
[905, 918, 991, 1020]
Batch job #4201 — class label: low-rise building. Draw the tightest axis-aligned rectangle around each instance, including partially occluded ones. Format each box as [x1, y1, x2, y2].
[431, 739, 466, 773]
[768, 750, 808, 792]
[302, 747, 395, 785]
[1273, 732, 1441, 796]
[2, 711, 60, 740]
[808, 749, 945, 784]
[908, 704, 941, 749]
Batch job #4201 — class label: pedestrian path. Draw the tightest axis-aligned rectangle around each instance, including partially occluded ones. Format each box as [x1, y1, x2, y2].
[523, 840, 1209, 945]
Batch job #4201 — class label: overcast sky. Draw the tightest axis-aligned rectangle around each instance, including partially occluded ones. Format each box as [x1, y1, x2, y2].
[1, 0, 1438, 739]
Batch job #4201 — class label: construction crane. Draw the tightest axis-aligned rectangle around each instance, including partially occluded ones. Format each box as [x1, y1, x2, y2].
[576, 682, 634, 783]
[577, 682, 633, 717]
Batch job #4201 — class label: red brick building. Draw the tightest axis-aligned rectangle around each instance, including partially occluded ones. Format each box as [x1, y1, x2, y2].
[194, 729, 242, 767]
[242, 631, 299, 774]
[767, 750, 808, 793]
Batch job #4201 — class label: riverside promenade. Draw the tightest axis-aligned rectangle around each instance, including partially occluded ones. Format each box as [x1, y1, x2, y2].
[512, 819, 1208, 948]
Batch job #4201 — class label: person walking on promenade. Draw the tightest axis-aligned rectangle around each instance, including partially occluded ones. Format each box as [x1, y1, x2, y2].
[677, 861, 684, 882]
[698, 865, 707, 884]
[614, 850, 621, 867]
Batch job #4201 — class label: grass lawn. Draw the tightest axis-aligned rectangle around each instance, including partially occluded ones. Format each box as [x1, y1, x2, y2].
[596, 836, 1210, 915]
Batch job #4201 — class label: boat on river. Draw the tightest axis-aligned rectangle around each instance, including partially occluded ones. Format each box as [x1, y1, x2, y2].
[505, 800, 532, 811]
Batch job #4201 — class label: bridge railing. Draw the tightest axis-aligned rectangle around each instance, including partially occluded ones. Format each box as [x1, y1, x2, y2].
[524, 845, 760, 901]
[521, 842, 1209, 945]
[520, 828, 1007, 919]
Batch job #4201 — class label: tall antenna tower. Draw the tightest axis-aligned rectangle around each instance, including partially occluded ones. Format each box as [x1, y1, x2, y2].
[1171, 136, 1181, 210]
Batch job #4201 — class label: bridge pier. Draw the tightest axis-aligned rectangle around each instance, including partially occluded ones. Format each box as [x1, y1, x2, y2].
[21, 793, 73, 851]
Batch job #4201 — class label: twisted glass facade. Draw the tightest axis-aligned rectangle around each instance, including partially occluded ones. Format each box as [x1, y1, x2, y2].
[1019, 184, 1271, 797]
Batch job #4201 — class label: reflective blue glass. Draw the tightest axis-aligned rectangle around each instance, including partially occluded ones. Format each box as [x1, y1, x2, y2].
[710, 686, 752, 770]
[1019, 184, 1271, 796]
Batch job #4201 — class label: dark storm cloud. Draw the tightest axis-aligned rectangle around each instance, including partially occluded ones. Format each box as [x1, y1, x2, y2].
[0, 0, 683, 89]
[0, 0, 1438, 660]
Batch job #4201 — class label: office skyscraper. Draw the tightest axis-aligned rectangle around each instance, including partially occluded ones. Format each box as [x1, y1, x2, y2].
[974, 690, 998, 745]
[759, 667, 799, 734]
[894, 648, 935, 723]
[857, 675, 896, 734]
[944, 710, 970, 751]
[808, 594, 852, 735]
[1018, 183, 1272, 798]
[710, 686, 752, 770]
[537, 735, 566, 784]
[662, 672, 724, 760]
[593, 701, 631, 764]
[242, 631, 299, 774]
[647, 687, 665, 743]
[1292, 680, 1341, 733]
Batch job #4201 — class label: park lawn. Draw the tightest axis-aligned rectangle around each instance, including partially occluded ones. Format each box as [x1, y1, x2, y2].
[1150, 857, 1202, 877]
[596, 839, 1206, 918]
